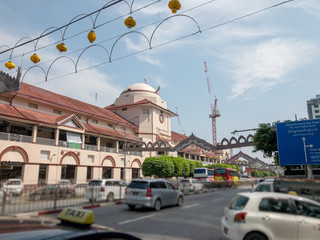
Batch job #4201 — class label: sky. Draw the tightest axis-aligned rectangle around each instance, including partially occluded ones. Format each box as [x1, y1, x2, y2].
[1, 0, 319, 164]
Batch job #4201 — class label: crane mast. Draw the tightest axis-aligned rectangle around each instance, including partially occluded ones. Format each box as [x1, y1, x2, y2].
[204, 61, 220, 146]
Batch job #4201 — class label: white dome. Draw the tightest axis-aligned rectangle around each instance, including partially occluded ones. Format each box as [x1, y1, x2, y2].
[122, 83, 156, 93]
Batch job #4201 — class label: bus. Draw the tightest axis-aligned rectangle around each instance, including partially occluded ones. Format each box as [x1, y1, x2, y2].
[193, 168, 214, 182]
[214, 168, 240, 186]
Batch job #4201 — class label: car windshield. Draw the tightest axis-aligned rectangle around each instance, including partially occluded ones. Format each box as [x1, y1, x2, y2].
[180, 180, 190, 183]
[255, 184, 271, 192]
[228, 195, 249, 210]
[7, 181, 21, 185]
[88, 180, 102, 186]
[127, 181, 148, 189]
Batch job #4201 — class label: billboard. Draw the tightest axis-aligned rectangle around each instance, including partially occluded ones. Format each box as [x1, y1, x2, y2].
[276, 119, 320, 165]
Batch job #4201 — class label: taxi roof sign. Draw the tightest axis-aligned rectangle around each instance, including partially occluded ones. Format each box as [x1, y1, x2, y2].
[58, 207, 94, 225]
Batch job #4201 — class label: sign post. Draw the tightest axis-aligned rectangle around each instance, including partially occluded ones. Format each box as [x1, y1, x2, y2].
[276, 119, 320, 172]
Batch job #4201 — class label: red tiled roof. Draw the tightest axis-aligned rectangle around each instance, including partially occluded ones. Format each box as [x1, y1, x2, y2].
[171, 131, 188, 141]
[106, 99, 177, 116]
[0, 104, 137, 141]
[16, 83, 134, 126]
[0, 104, 58, 125]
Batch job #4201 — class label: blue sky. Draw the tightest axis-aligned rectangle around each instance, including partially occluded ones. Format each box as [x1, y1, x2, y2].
[1, 0, 319, 164]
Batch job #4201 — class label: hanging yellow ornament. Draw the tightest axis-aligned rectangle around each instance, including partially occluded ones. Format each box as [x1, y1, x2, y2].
[5, 61, 15, 69]
[30, 54, 41, 63]
[168, 0, 181, 14]
[87, 30, 96, 43]
[124, 16, 136, 28]
[56, 43, 67, 52]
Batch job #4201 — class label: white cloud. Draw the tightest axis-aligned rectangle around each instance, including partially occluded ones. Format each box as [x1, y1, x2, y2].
[222, 38, 316, 100]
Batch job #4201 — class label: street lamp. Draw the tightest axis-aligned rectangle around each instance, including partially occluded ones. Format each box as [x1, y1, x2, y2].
[123, 116, 139, 182]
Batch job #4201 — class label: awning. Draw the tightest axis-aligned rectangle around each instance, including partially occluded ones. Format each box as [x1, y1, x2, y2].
[66, 132, 82, 144]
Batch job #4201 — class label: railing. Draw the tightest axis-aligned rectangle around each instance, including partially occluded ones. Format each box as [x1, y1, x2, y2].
[100, 146, 117, 153]
[36, 137, 55, 146]
[84, 144, 98, 151]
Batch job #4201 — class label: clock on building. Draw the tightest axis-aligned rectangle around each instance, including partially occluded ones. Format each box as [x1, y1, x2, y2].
[159, 114, 164, 123]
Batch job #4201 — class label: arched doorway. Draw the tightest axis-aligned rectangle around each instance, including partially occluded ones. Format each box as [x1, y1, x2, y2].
[60, 152, 79, 184]
[0, 146, 28, 183]
[131, 159, 141, 179]
[102, 157, 115, 179]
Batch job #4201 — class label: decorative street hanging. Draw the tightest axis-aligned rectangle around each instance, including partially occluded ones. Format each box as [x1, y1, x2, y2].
[5, 61, 15, 69]
[124, 16, 136, 28]
[30, 54, 41, 63]
[87, 30, 96, 43]
[168, 0, 181, 14]
[56, 43, 67, 52]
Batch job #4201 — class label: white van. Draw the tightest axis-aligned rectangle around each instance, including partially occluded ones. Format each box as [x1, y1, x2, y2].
[3, 179, 24, 195]
[85, 179, 127, 202]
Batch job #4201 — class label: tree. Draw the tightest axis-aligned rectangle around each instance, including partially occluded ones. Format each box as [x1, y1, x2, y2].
[252, 122, 279, 165]
[142, 156, 174, 178]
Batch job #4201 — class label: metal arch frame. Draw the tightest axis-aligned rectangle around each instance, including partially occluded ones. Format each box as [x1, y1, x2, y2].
[34, 27, 63, 51]
[9, 37, 35, 60]
[75, 44, 110, 72]
[62, 14, 95, 41]
[21, 65, 46, 83]
[45, 56, 76, 81]
[109, 31, 150, 62]
[123, 133, 254, 152]
[94, 0, 131, 28]
[150, 14, 201, 48]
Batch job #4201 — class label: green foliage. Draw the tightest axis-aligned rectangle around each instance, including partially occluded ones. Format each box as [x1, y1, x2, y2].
[252, 122, 279, 165]
[142, 156, 174, 178]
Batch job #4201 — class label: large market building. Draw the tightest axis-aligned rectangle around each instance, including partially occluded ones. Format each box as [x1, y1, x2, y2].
[0, 82, 222, 189]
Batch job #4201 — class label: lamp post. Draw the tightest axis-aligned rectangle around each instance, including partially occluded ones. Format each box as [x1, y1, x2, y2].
[123, 116, 139, 182]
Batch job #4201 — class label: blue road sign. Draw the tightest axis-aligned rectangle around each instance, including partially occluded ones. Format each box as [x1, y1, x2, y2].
[276, 119, 320, 165]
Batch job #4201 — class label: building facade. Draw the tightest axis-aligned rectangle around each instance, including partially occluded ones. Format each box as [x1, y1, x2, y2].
[307, 94, 320, 119]
[0, 82, 220, 189]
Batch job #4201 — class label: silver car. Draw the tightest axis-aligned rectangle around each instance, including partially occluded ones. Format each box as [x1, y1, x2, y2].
[124, 179, 184, 211]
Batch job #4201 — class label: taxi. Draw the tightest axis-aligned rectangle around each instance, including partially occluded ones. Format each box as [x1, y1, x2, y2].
[0, 207, 141, 240]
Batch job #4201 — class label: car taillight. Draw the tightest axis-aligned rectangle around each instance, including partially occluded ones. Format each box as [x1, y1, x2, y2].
[100, 186, 105, 192]
[146, 188, 152, 197]
[234, 212, 247, 223]
[190, 183, 192, 187]
[125, 187, 127, 195]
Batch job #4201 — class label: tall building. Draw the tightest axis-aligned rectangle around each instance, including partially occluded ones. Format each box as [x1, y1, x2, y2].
[0, 82, 220, 189]
[307, 94, 320, 119]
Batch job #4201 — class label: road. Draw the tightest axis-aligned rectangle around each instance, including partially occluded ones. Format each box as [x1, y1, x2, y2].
[88, 188, 249, 240]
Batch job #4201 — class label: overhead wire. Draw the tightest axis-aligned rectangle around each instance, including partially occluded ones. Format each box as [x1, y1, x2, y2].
[1, 0, 293, 84]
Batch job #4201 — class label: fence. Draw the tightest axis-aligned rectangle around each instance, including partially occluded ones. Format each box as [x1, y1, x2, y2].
[0, 179, 256, 216]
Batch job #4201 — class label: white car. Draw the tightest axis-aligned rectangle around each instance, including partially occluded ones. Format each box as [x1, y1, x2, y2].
[85, 179, 127, 202]
[221, 192, 320, 240]
[2, 179, 24, 195]
[179, 179, 204, 192]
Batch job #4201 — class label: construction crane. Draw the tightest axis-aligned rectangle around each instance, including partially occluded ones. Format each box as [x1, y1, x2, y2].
[204, 61, 220, 146]
[176, 107, 185, 135]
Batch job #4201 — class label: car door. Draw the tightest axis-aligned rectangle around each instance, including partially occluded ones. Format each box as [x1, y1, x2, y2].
[293, 200, 320, 240]
[157, 181, 169, 206]
[165, 181, 178, 206]
[119, 181, 127, 199]
[258, 198, 298, 240]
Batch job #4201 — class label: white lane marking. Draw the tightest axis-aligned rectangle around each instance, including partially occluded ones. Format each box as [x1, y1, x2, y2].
[212, 198, 224, 202]
[118, 214, 156, 225]
[182, 203, 200, 209]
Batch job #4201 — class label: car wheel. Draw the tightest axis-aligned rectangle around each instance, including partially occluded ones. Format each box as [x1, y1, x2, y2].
[107, 192, 114, 202]
[128, 205, 136, 210]
[177, 196, 183, 207]
[154, 199, 161, 211]
[244, 232, 268, 240]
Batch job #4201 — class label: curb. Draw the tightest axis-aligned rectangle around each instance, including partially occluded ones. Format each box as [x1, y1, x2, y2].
[37, 200, 124, 216]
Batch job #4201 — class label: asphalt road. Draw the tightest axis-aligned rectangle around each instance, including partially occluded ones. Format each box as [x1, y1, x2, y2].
[89, 188, 250, 240]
